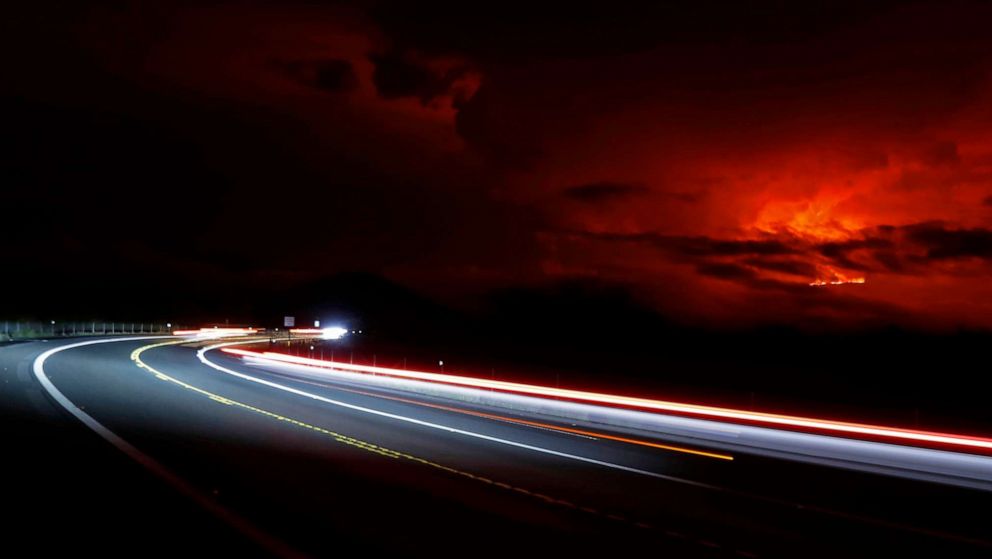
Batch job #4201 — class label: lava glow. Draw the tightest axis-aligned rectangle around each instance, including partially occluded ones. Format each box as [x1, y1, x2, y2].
[809, 267, 867, 287]
[754, 198, 864, 243]
[809, 276, 867, 287]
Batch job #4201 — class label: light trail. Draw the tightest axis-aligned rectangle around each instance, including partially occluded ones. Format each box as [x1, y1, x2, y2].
[289, 327, 348, 340]
[129, 340, 680, 537]
[174, 327, 259, 337]
[223, 348, 992, 454]
[279, 379, 734, 460]
[204, 344, 718, 487]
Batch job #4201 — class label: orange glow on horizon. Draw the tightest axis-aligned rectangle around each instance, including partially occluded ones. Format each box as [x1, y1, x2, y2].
[809, 271, 867, 287]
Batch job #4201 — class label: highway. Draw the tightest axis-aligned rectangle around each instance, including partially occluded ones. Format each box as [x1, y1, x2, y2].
[2, 335, 990, 558]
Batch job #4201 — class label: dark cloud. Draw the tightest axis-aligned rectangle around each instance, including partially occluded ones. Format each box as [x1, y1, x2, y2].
[562, 220, 992, 297]
[903, 222, 992, 260]
[749, 223, 992, 278]
[817, 238, 894, 270]
[696, 262, 756, 280]
[769, 223, 992, 274]
[869, 250, 906, 273]
[695, 262, 819, 294]
[370, 50, 439, 101]
[666, 237, 797, 257]
[274, 58, 357, 93]
[369, 49, 473, 106]
[742, 258, 819, 277]
[562, 181, 649, 203]
[817, 223, 992, 271]
[819, 238, 894, 255]
[569, 231, 797, 257]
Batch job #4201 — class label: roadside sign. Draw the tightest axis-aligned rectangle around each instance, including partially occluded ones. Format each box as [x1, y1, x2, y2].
[284, 316, 295, 327]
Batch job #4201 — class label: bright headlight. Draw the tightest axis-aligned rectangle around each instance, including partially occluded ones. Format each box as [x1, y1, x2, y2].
[321, 327, 348, 340]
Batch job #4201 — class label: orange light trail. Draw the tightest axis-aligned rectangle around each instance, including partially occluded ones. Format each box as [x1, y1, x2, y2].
[296, 380, 733, 460]
[223, 347, 992, 453]
[413, 405, 733, 460]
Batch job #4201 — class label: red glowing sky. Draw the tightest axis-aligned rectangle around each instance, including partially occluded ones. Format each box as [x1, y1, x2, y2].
[8, 1, 992, 328]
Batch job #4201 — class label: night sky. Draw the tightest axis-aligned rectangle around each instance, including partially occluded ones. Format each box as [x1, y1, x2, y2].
[6, 1, 992, 329]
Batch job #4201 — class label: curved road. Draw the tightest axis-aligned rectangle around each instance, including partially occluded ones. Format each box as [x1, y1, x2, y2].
[3, 336, 990, 558]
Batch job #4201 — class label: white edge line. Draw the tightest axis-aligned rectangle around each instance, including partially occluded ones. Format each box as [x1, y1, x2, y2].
[32, 336, 302, 559]
[197, 340, 719, 490]
[34, 337, 168, 468]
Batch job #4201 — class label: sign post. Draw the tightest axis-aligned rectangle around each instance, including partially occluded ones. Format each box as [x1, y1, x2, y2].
[284, 316, 295, 341]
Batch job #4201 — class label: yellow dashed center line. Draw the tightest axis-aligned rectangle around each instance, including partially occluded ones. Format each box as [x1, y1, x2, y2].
[129, 340, 650, 527]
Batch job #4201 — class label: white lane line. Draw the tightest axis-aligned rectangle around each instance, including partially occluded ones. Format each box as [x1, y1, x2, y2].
[242, 360, 602, 441]
[198, 341, 720, 489]
[33, 337, 171, 467]
[32, 336, 302, 559]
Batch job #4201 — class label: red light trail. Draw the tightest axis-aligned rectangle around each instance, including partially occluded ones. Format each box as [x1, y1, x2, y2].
[223, 347, 992, 454]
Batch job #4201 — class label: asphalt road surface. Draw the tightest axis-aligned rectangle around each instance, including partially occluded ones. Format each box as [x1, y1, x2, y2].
[2, 336, 989, 558]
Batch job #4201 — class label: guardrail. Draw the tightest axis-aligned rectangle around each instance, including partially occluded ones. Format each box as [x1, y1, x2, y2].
[1, 321, 181, 342]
